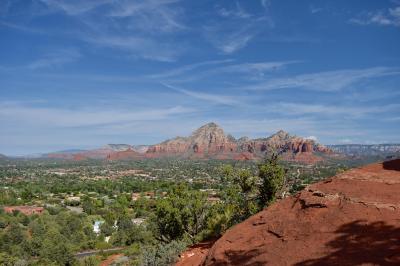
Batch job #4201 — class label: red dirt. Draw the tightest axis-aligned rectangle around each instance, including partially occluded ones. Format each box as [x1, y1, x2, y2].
[178, 159, 400, 265]
[99, 254, 123, 266]
[176, 240, 216, 266]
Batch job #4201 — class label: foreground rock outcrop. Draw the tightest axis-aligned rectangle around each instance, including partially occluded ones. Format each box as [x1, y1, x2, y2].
[179, 159, 400, 265]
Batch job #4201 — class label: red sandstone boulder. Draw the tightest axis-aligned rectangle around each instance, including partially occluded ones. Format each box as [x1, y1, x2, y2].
[197, 159, 400, 265]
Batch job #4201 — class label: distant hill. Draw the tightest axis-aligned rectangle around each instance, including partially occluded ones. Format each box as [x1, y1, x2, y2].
[47, 149, 88, 155]
[144, 122, 332, 163]
[43, 122, 333, 163]
[0, 154, 7, 160]
[103, 144, 133, 151]
[328, 144, 400, 157]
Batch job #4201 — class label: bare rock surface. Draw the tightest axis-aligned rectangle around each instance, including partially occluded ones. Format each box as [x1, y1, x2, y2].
[178, 159, 400, 266]
[146, 123, 332, 162]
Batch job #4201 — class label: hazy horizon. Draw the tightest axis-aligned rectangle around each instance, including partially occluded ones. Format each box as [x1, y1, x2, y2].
[3, 121, 400, 157]
[1, 0, 400, 155]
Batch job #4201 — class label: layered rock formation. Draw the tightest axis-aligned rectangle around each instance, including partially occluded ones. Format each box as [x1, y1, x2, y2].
[179, 159, 400, 265]
[44, 123, 332, 162]
[107, 148, 144, 160]
[146, 123, 331, 162]
[146, 123, 238, 159]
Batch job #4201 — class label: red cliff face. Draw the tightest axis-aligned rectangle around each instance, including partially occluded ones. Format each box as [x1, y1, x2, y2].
[182, 159, 400, 266]
[107, 148, 144, 160]
[146, 123, 332, 162]
[146, 137, 191, 156]
[45, 123, 333, 162]
[146, 123, 239, 159]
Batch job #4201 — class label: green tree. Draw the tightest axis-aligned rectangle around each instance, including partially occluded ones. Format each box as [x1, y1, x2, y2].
[0, 252, 18, 266]
[258, 153, 286, 208]
[207, 167, 259, 238]
[82, 197, 96, 215]
[39, 228, 75, 265]
[152, 184, 208, 242]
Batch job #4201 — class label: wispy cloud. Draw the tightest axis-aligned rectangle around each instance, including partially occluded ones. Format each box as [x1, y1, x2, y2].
[217, 1, 252, 19]
[350, 6, 400, 27]
[216, 61, 299, 75]
[217, 33, 255, 54]
[269, 102, 400, 118]
[27, 48, 81, 69]
[108, 0, 185, 33]
[39, 0, 109, 15]
[35, 0, 186, 61]
[0, 21, 45, 34]
[84, 35, 180, 62]
[162, 83, 241, 106]
[310, 6, 323, 14]
[148, 59, 234, 79]
[220, 118, 395, 145]
[150, 60, 295, 83]
[260, 0, 270, 10]
[0, 102, 194, 127]
[242, 67, 400, 91]
[204, 2, 273, 54]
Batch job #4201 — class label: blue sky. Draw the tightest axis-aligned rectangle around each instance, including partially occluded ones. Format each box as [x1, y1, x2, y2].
[1, 0, 400, 155]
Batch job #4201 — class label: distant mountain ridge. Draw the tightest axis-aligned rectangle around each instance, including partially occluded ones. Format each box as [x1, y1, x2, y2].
[328, 144, 400, 156]
[143, 123, 331, 162]
[44, 122, 333, 163]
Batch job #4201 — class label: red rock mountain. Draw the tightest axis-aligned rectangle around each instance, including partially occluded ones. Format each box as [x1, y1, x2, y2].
[146, 123, 238, 159]
[45, 123, 332, 162]
[177, 159, 400, 265]
[46, 144, 146, 160]
[146, 123, 331, 162]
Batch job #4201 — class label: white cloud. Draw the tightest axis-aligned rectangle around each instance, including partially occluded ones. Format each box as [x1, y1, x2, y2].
[217, 2, 252, 19]
[243, 67, 400, 91]
[217, 61, 299, 74]
[39, 0, 109, 15]
[0, 21, 45, 34]
[310, 6, 323, 14]
[147, 60, 296, 84]
[162, 83, 240, 106]
[350, 6, 400, 27]
[108, 0, 185, 33]
[260, 0, 270, 9]
[0, 102, 195, 127]
[205, 2, 273, 54]
[148, 59, 234, 79]
[37, 0, 186, 61]
[27, 48, 81, 69]
[85, 35, 180, 62]
[268, 102, 400, 118]
[218, 34, 255, 54]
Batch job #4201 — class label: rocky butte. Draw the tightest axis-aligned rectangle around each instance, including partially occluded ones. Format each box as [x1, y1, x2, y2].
[145, 122, 332, 162]
[45, 122, 333, 163]
[177, 159, 400, 265]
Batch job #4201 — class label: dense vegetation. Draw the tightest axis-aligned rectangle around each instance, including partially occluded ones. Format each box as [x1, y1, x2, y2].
[0, 156, 352, 265]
